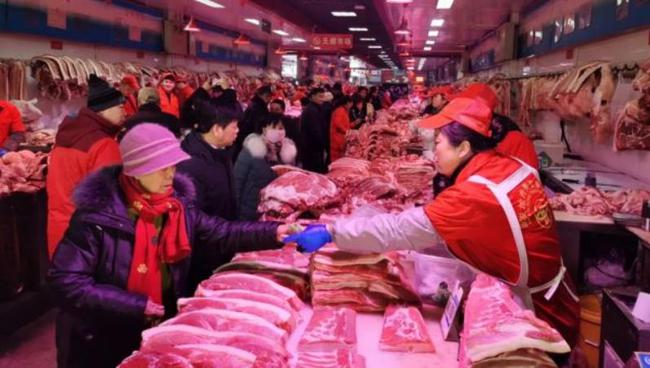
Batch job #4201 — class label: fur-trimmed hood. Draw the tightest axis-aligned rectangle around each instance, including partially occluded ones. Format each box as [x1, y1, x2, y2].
[73, 165, 196, 213]
[243, 133, 297, 164]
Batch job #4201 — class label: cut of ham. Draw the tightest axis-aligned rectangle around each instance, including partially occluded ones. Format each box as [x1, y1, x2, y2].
[462, 274, 570, 363]
[193, 288, 298, 315]
[379, 305, 435, 353]
[298, 307, 357, 350]
[140, 325, 288, 364]
[198, 272, 303, 310]
[177, 297, 296, 332]
[295, 347, 366, 368]
[159, 308, 288, 344]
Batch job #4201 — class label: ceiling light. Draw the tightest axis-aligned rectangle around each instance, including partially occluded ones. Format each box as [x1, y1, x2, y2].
[274, 46, 287, 55]
[332, 11, 357, 17]
[399, 50, 410, 57]
[386, 0, 413, 3]
[244, 18, 260, 26]
[430, 19, 444, 27]
[183, 17, 200, 32]
[396, 36, 410, 47]
[312, 46, 321, 49]
[194, 0, 224, 8]
[428, 30, 439, 37]
[349, 27, 368, 32]
[354, 4, 366, 10]
[423, 46, 432, 51]
[407, 66, 415, 70]
[299, 54, 308, 61]
[394, 17, 410, 35]
[359, 37, 376, 41]
[437, 0, 454, 9]
[425, 40, 436, 45]
[292, 37, 306, 42]
[273, 29, 289, 36]
[368, 45, 382, 49]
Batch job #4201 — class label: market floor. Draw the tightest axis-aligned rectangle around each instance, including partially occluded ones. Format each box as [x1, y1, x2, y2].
[0, 309, 56, 368]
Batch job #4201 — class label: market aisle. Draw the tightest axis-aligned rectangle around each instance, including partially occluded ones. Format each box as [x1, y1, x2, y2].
[0, 309, 56, 368]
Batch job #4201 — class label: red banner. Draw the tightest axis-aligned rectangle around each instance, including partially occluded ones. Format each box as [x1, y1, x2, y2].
[311, 34, 353, 50]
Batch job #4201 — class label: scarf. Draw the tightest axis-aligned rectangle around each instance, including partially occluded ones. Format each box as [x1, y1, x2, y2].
[265, 140, 282, 164]
[119, 174, 191, 304]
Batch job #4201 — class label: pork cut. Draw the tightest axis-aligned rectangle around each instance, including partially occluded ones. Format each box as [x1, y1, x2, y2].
[118, 350, 193, 368]
[228, 245, 310, 274]
[298, 307, 357, 350]
[193, 288, 298, 315]
[177, 297, 296, 332]
[550, 187, 650, 216]
[159, 308, 288, 343]
[119, 344, 259, 368]
[140, 325, 288, 366]
[615, 60, 650, 151]
[295, 347, 366, 368]
[198, 272, 303, 310]
[462, 274, 570, 363]
[379, 305, 435, 353]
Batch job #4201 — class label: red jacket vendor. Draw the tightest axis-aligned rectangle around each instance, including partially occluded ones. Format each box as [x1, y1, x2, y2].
[285, 97, 580, 348]
[0, 100, 26, 153]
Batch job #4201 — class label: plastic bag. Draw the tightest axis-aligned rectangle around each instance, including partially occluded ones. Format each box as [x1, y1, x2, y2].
[408, 252, 475, 306]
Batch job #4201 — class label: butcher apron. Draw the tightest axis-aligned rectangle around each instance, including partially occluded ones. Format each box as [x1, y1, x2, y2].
[452, 158, 579, 310]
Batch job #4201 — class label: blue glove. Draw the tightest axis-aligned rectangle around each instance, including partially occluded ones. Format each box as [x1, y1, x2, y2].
[283, 224, 332, 253]
[0, 148, 7, 158]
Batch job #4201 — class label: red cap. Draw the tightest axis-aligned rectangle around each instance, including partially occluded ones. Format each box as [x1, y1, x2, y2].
[120, 74, 140, 90]
[454, 83, 497, 110]
[428, 85, 453, 99]
[419, 97, 493, 137]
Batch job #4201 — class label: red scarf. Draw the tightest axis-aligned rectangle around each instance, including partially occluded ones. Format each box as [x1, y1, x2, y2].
[119, 174, 191, 304]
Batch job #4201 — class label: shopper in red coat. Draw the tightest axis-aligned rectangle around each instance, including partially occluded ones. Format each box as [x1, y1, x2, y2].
[329, 96, 355, 162]
[158, 73, 180, 118]
[286, 97, 580, 351]
[119, 75, 140, 119]
[0, 100, 26, 153]
[46, 74, 125, 258]
[175, 76, 195, 108]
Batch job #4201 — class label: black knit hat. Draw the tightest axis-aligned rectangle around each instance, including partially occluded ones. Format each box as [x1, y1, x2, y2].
[87, 74, 124, 112]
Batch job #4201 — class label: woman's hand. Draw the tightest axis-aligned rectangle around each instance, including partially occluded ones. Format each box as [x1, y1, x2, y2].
[144, 299, 165, 317]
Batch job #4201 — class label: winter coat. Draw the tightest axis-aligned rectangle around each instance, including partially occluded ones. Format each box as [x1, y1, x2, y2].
[0, 100, 26, 149]
[123, 94, 138, 119]
[122, 103, 181, 138]
[180, 87, 215, 130]
[177, 132, 239, 290]
[330, 106, 351, 162]
[176, 85, 195, 108]
[234, 134, 297, 220]
[46, 108, 122, 258]
[234, 95, 269, 160]
[48, 166, 280, 368]
[158, 87, 180, 118]
[300, 102, 328, 173]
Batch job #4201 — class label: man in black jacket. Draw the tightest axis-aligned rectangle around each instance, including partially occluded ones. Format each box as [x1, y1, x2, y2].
[233, 85, 272, 160]
[177, 102, 241, 291]
[300, 88, 328, 173]
[179, 82, 224, 130]
[121, 87, 181, 138]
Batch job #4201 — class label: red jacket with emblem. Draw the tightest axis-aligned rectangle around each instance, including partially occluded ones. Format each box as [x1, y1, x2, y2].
[159, 87, 180, 118]
[424, 151, 578, 346]
[46, 108, 122, 258]
[497, 130, 539, 168]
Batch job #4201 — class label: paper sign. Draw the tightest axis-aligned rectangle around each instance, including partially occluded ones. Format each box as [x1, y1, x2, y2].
[129, 26, 142, 42]
[637, 352, 650, 368]
[441, 281, 464, 342]
[311, 34, 353, 50]
[47, 8, 67, 30]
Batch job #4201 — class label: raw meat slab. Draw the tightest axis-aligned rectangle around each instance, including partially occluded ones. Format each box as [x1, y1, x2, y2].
[298, 307, 357, 349]
[379, 305, 436, 353]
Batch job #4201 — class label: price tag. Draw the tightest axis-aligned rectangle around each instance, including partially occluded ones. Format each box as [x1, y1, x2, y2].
[47, 8, 67, 30]
[440, 280, 464, 342]
[637, 352, 650, 368]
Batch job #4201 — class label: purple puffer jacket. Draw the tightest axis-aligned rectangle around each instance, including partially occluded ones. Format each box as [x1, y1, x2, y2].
[48, 166, 281, 368]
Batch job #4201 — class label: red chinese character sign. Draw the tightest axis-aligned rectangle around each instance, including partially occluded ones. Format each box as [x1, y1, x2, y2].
[311, 34, 353, 50]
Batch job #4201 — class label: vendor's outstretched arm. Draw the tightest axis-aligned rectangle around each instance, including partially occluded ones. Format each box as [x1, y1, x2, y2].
[332, 206, 440, 254]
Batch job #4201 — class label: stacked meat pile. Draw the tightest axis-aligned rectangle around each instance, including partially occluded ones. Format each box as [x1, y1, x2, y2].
[119, 270, 304, 368]
[296, 307, 365, 368]
[550, 186, 650, 216]
[258, 170, 340, 221]
[0, 150, 48, 196]
[459, 274, 569, 367]
[615, 59, 650, 151]
[310, 245, 419, 312]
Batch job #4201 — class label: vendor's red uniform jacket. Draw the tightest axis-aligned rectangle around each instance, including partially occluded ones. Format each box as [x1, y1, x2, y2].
[330, 106, 351, 162]
[123, 94, 138, 119]
[46, 108, 122, 258]
[424, 151, 579, 346]
[176, 85, 195, 109]
[159, 87, 180, 118]
[0, 101, 26, 146]
[497, 131, 540, 168]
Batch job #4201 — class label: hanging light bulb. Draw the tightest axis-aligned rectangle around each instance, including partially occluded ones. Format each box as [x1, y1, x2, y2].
[299, 54, 308, 61]
[399, 50, 410, 57]
[394, 17, 410, 35]
[233, 34, 251, 45]
[396, 36, 410, 47]
[274, 46, 287, 55]
[183, 17, 200, 32]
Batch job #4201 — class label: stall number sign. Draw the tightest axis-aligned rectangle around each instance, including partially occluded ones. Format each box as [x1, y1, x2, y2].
[312, 34, 353, 50]
[441, 280, 464, 342]
[637, 352, 650, 368]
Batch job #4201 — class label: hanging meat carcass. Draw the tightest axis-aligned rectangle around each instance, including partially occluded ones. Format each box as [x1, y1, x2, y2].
[614, 60, 650, 151]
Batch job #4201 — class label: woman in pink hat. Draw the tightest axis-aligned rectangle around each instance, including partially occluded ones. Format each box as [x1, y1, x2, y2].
[48, 123, 292, 368]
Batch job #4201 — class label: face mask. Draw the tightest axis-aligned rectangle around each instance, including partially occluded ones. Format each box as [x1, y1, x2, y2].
[265, 128, 286, 144]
